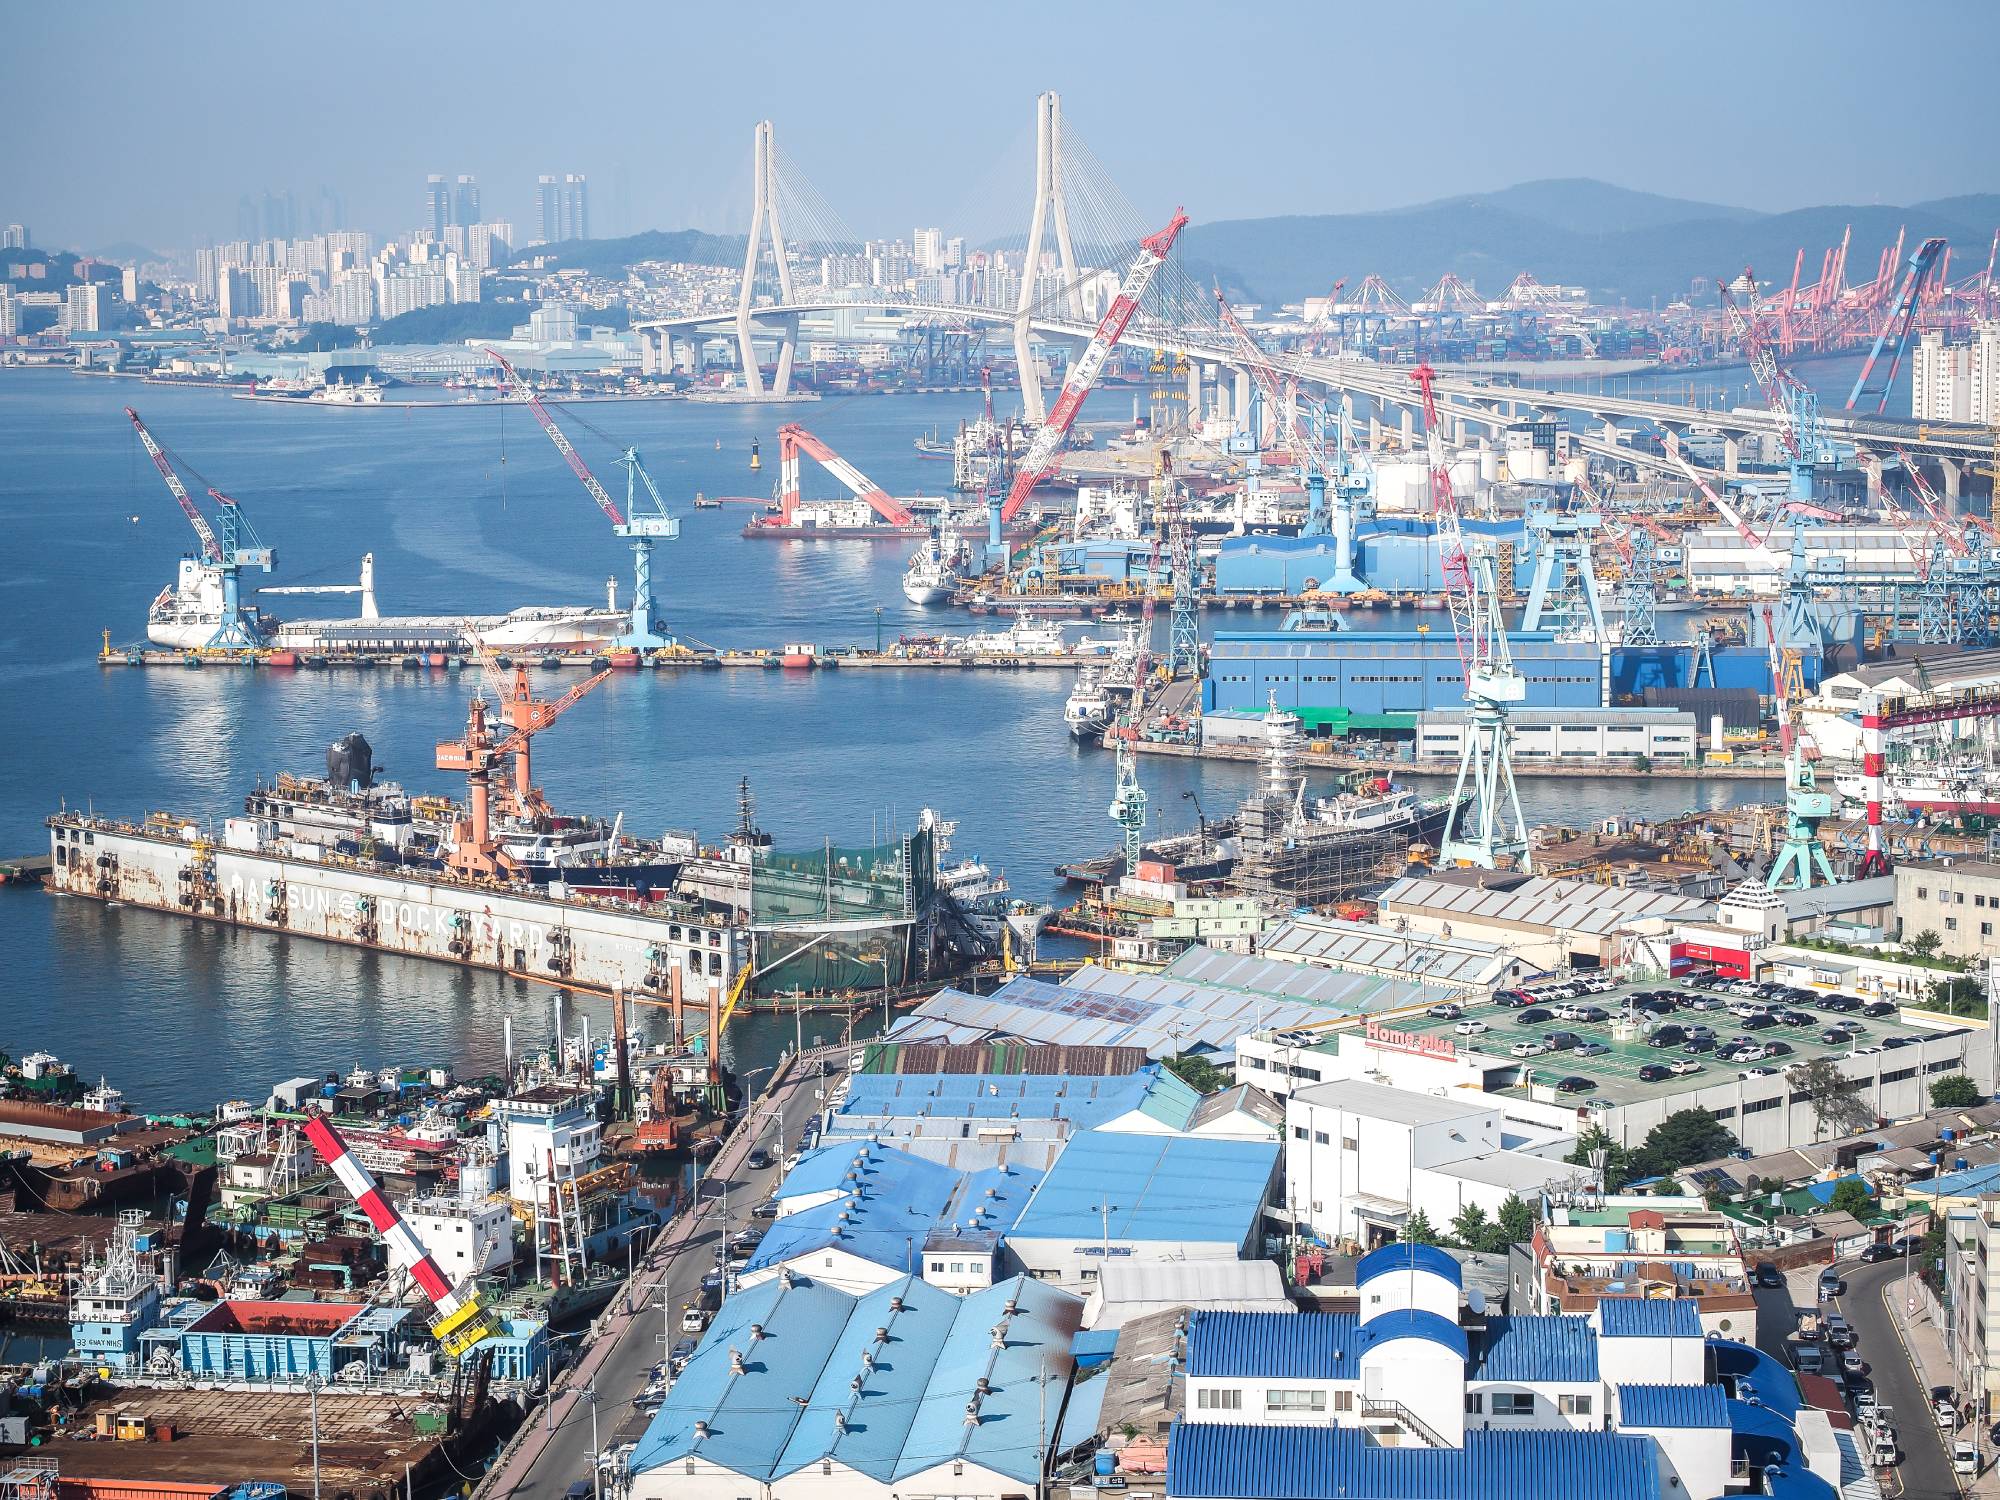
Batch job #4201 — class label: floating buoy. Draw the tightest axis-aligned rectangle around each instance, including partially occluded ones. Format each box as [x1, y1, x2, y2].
[750, 437, 761, 471]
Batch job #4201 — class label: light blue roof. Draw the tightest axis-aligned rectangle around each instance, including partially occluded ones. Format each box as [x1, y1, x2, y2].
[1008, 1130, 1278, 1248]
[1356, 1242, 1463, 1288]
[1618, 1382, 1728, 1429]
[746, 1149, 1040, 1279]
[632, 1273, 1081, 1484]
[831, 1065, 1178, 1131]
[1596, 1298, 1702, 1339]
[1467, 1316, 1599, 1384]
[1165, 1421, 1660, 1500]
[1913, 1161, 2000, 1198]
[1357, 1309, 1468, 1361]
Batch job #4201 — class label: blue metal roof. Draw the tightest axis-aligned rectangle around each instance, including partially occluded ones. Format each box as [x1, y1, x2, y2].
[1468, 1316, 1599, 1384]
[1008, 1130, 1278, 1248]
[1357, 1309, 1468, 1361]
[1710, 1338, 1801, 1421]
[833, 1067, 1167, 1130]
[631, 1273, 1082, 1484]
[1186, 1310, 1358, 1380]
[1617, 1382, 1728, 1429]
[1596, 1298, 1702, 1339]
[1803, 1173, 1869, 1206]
[1164, 1421, 1661, 1500]
[745, 1151, 1040, 1280]
[1914, 1161, 2000, 1198]
[1356, 1242, 1463, 1288]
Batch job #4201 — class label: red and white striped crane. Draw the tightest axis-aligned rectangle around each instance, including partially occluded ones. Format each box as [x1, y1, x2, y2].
[126, 407, 221, 563]
[1000, 208, 1189, 522]
[301, 1114, 499, 1358]
[776, 424, 915, 526]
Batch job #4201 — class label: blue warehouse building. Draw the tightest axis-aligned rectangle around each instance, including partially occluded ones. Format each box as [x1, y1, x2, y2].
[1206, 630, 1606, 718]
[1214, 517, 1532, 598]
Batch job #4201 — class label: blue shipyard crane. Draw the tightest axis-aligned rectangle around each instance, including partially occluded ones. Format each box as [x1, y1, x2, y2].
[1717, 275, 1839, 506]
[125, 406, 272, 649]
[1762, 605, 1838, 893]
[1847, 236, 1950, 414]
[1414, 363, 1528, 872]
[485, 348, 679, 650]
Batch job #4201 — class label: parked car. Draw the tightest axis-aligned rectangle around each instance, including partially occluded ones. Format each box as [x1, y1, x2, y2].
[746, 1147, 773, 1171]
[1779, 1009, 1816, 1027]
[1954, 1440, 1978, 1475]
[1822, 995, 1862, 1013]
[1555, 1075, 1594, 1093]
[1454, 1019, 1489, 1036]
[1755, 1262, 1784, 1288]
[1761, 1040, 1794, 1057]
[1842, 1352, 1869, 1377]
[1739, 1067, 1778, 1079]
[668, 1337, 698, 1375]
[1818, 1027, 1853, 1045]
[1683, 1037, 1717, 1054]
[1742, 1013, 1778, 1031]
[1935, 1394, 1958, 1429]
[1518, 1007, 1554, 1024]
[1861, 1000, 1897, 1018]
[1669, 1058, 1705, 1076]
[1429, 1002, 1464, 1020]
[1646, 1025, 1689, 1047]
[1511, 1040, 1552, 1059]
[750, 1198, 780, 1220]
[681, 1304, 713, 1333]
[1493, 990, 1533, 1007]
[1890, 1235, 1922, 1256]
[1575, 1005, 1611, 1022]
[1638, 1063, 1673, 1082]
[1573, 1041, 1611, 1057]
[1859, 1243, 1897, 1264]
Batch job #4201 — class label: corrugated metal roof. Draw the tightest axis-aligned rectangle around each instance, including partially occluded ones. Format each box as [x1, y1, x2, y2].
[1011, 1131, 1278, 1249]
[1164, 1421, 1661, 1500]
[1356, 1242, 1462, 1288]
[1378, 873, 1707, 936]
[1186, 1310, 1358, 1379]
[1257, 916, 1514, 989]
[1596, 1298, 1702, 1339]
[1617, 1382, 1728, 1428]
[1467, 1316, 1599, 1384]
[1357, 1309, 1468, 1360]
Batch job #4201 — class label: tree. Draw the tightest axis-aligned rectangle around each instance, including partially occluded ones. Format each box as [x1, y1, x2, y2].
[1636, 1109, 1738, 1176]
[1791, 1057, 1874, 1140]
[1566, 1125, 1630, 1192]
[1907, 929, 1943, 958]
[1495, 1193, 1540, 1247]
[1163, 1054, 1226, 1093]
[1449, 1204, 1491, 1250]
[1401, 1210, 1440, 1246]
[1829, 1178, 1875, 1219]
[1931, 1074, 1982, 1108]
[1744, 1174, 1764, 1198]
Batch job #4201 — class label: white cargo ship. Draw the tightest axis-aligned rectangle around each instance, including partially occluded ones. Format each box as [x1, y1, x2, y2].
[147, 552, 629, 653]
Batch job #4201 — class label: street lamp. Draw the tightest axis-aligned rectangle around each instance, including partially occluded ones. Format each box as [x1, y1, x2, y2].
[580, 1386, 603, 1500]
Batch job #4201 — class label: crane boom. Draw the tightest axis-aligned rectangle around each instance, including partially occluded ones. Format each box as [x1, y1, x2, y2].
[485, 348, 626, 525]
[1662, 432, 1789, 574]
[777, 425, 915, 526]
[1001, 208, 1189, 522]
[301, 1114, 498, 1357]
[125, 407, 221, 562]
[1412, 362, 1478, 679]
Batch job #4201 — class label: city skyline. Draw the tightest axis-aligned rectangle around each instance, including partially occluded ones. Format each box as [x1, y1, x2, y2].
[6, 0, 1997, 254]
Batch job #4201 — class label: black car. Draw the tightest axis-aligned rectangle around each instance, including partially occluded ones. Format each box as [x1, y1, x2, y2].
[1762, 1040, 1794, 1057]
[1890, 1234, 1921, 1256]
[1755, 1262, 1784, 1287]
[746, 1147, 774, 1171]
[1494, 990, 1534, 1007]
[1861, 1000, 1897, 1018]
[1545, 1030, 1582, 1051]
[1647, 1025, 1689, 1048]
[1822, 995, 1861, 1013]
[1880, 1036, 1911, 1050]
[1742, 1013, 1778, 1030]
[1819, 1027, 1853, 1044]
[751, 1198, 780, 1220]
[1555, 1075, 1594, 1093]
[1859, 1243, 1897, 1263]
[1518, 1007, 1554, 1024]
[1683, 1037, 1717, 1054]
[1638, 1063, 1672, 1082]
[1779, 1009, 1816, 1027]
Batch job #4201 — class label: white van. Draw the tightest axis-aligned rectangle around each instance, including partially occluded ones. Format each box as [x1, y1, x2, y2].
[1793, 1342, 1824, 1375]
[1953, 1440, 1978, 1476]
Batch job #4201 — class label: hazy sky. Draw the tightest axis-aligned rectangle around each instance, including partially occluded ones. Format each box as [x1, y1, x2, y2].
[8, 0, 1995, 253]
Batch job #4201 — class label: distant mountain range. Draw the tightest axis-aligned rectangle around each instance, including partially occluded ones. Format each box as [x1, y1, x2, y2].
[1179, 178, 2000, 310]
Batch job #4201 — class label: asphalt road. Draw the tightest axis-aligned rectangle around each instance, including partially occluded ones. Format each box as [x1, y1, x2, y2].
[1841, 1256, 1959, 1500]
[489, 1051, 839, 1498]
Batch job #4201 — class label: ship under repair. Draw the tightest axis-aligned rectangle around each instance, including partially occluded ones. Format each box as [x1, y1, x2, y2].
[47, 661, 997, 1003]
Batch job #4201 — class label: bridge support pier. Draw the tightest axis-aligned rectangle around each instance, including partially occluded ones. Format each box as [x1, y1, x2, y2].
[1941, 456, 1964, 508]
[1214, 370, 1230, 428]
[1235, 370, 1252, 440]
[1400, 406, 1415, 450]
[1859, 450, 1885, 504]
[1187, 360, 1204, 427]
[772, 315, 798, 398]
[1369, 411, 1383, 450]
[735, 120, 794, 400]
[1722, 436, 1741, 475]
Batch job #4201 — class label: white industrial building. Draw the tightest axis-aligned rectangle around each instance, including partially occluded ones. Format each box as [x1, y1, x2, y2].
[1278, 1077, 1579, 1248]
[1415, 707, 1697, 766]
[1374, 871, 1707, 970]
[404, 1191, 514, 1279]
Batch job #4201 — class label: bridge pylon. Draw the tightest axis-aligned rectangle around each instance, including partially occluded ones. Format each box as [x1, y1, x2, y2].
[736, 120, 797, 398]
[1014, 91, 1082, 425]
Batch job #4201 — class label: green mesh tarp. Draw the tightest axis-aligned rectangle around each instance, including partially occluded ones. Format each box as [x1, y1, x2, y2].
[748, 827, 933, 995]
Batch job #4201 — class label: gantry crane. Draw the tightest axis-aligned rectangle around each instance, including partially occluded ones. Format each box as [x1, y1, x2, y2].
[1415, 362, 1528, 871]
[999, 208, 1189, 527]
[1717, 275, 1835, 505]
[301, 1114, 499, 1358]
[1761, 604, 1837, 892]
[126, 407, 273, 649]
[484, 349, 679, 650]
[775, 425, 915, 526]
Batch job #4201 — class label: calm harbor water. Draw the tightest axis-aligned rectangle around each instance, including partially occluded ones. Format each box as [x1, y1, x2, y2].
[0, 369, 1774, 1109]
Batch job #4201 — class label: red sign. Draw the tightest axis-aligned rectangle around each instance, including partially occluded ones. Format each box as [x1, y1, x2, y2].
[1365, 1019, 1458, 1060]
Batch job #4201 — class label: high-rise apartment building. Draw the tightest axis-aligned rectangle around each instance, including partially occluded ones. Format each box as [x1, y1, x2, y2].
[1, 225, 26, 250]
[0, 285, 18, 337]
[63, 283, 106, 335]
[466, 222, 513, 269]
[452, 175, 481, 228]
[535, 174, 589, 244]
[913, 227, 943, 274]
[424, 175, 450, 237]
[1912, 324, 2000, 426]
[121, 266, 140, 304]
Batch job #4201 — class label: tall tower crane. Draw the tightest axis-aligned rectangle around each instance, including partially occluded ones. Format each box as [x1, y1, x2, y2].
[301, 1115, 498, 1359]
[1717, 276, 1833, 504]
[485, 349, 679, 650]
[999, 209, 1188, 525]
[1761, 605, 1837, 892]
[1847, 236, 1949, 413]
[1414, 363, 1528, 871]
[125, 407, 273, 649]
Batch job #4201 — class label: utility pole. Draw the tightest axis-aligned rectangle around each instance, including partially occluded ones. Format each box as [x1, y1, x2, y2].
[583, 1386, 602, 1500]
[309, 1374, 322, 1499]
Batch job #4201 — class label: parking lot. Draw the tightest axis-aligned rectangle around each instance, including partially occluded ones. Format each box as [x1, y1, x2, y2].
[1371, 973, 1969, 1113]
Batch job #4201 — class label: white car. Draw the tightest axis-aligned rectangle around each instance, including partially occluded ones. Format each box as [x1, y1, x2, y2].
[1669, 1058, 1704, 1076]
[1511, 1040, 1552, 1058]
[1935, 1397, 1957, 1429]
[1454, 1019, 1489, 1036]
[1954, 1440, 1978, 1475]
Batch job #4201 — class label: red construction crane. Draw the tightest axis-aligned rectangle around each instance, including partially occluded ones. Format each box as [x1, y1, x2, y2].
[485, 348, 625, 525]
[1000, 208, 1189, 522]
[1215, 286, 1295, 457]
[125, 407, 221, 562]
[776, 424, 915, 526]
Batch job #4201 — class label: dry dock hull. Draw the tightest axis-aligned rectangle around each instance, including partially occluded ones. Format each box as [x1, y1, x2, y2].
[47, 820, 744, 1000]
